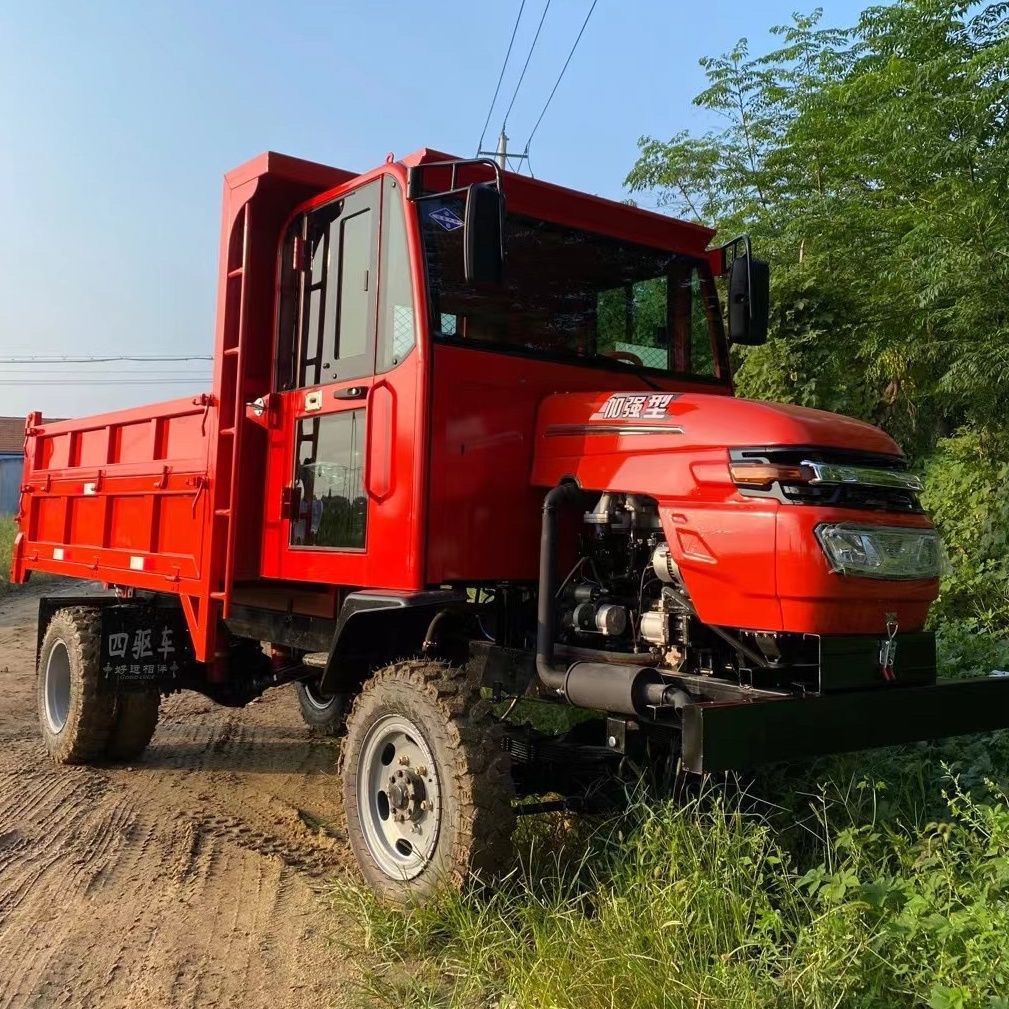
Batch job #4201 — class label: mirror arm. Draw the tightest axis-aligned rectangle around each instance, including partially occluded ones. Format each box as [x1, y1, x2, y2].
[716, 233, 752, 276]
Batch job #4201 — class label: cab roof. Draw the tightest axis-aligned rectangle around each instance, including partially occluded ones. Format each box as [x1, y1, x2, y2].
[401, 147, 716, 258]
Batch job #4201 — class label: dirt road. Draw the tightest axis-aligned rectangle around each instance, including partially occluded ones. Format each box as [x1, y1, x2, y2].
[0, 582, 359, 1009]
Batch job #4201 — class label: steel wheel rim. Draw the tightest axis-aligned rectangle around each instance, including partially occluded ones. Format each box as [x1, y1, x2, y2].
[44, 641, 72, 734]
[357, 714, 442, 880]
[303, 682, 336, 711]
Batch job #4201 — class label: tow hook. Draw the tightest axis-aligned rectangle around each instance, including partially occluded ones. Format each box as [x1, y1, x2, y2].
[880, 613, 899, 682]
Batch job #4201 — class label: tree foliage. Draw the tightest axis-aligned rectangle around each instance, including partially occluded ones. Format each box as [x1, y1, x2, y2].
[627, 0, 1009, 455]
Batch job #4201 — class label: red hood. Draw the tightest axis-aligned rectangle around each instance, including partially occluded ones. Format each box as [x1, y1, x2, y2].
[531, 390, 902, 494]
[536, 390, 898, 458]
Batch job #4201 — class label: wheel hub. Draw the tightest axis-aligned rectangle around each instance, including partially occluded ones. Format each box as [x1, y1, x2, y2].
[44, 641, 72, 734]
[387, 767, 430, 823]
[357, 715, 442, 879]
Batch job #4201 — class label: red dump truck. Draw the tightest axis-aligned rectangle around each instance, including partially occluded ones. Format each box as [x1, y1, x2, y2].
[12, 149, 1009, 900]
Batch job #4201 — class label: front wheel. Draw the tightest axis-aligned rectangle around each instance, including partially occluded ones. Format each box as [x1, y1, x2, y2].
[295, 679, 350, 736]
[340, 660, 515, 904]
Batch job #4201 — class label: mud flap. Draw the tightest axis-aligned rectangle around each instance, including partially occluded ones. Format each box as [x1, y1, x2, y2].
[37, 596, 195, 692]
[97, 605, 195, 690]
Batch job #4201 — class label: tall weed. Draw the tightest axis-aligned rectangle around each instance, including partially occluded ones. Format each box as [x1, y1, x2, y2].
[335, 762, 1009, 1009]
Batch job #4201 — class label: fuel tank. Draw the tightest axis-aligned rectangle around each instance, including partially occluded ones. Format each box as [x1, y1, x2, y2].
[532, 390, 940, 635]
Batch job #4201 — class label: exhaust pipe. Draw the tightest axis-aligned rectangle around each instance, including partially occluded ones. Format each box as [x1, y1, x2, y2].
[535, 483, 686, 718]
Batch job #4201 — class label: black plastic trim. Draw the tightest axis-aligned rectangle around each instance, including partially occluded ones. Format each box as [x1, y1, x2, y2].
[682, 676, 1009, 774]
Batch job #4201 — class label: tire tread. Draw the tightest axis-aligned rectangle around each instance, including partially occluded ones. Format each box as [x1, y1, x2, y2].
[107, 691, 160, 761]
[339, 659, 515, 901]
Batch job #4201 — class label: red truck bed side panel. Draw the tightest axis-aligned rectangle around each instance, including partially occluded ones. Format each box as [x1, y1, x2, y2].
[13, 399, 212, 591]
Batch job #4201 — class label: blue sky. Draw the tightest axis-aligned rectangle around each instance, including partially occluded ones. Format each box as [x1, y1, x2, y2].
[0, 0, 864, 418]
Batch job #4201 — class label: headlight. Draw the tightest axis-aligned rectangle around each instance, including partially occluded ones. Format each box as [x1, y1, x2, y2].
[815, 523, 940, 580]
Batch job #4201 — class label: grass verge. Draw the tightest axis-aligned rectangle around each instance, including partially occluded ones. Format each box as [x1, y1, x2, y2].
[334, 711, 1009, 1008]
[0, 517, 15, 594]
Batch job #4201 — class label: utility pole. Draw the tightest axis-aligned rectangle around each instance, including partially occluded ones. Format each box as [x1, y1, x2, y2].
[496, 129, 509, 169]
[477, 128, 528, 173]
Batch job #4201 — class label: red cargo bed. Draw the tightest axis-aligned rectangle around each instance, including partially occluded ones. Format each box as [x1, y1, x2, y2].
[11, 395, 228, 663]
[12, 399, 212, 591]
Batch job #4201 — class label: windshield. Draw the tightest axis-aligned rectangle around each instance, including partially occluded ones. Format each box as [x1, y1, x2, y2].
[419, 196, 727, 380]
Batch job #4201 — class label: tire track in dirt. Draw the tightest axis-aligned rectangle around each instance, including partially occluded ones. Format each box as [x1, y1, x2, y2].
[0, 582, 360, 1009]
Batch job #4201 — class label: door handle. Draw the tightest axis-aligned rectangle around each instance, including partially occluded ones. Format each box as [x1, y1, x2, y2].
[281, 484, 302, 521]
[333, 386, 367, 400]
[245, 393, 277, 428]
[365, 381, 395, 502]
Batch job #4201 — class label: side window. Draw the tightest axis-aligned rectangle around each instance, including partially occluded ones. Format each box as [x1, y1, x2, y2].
[290, 411, 366, 549]
[670, 262, 719, 378]
[276, 219, 303, 392]
[331, 205, 373, 363]
[377, 176, 416, 372]
[277, 181, 379, 391]
[687, 268, 716, 377]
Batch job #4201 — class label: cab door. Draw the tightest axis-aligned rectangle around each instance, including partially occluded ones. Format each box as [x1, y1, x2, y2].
[261, 178, 380, 584]
[260, 173, 424, 589]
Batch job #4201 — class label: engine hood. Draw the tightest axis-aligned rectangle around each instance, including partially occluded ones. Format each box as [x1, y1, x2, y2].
[531, 390, 901, 493]
[531, 390, 933, 637]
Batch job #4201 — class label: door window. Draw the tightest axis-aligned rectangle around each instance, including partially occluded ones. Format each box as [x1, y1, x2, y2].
[276, 181, 379, 391]
[377, 176, 417, 372]
[684, 266, 717, 378]
[291, 410, 367, 549]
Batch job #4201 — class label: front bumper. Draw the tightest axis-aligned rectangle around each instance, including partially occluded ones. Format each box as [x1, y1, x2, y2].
[681, 676, 1009, 773]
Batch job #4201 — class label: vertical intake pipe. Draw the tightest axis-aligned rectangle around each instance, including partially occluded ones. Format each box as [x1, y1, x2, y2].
[536, 482, 584, 694]
[535, 483, 685, 717]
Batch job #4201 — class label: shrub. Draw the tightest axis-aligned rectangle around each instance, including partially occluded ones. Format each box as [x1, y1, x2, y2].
[0, 517, 15, 594]
[921, 432, 1009, 637]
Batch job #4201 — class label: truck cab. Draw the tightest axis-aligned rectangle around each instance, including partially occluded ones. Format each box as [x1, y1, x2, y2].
[250, 151, 735, 592]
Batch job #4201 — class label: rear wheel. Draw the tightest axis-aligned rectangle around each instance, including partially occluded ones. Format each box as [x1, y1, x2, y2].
[295, 679, 350, 736]
[340, 660, 515, 904]
[37, 607, 116, 765]
[107, 691, 160, 761]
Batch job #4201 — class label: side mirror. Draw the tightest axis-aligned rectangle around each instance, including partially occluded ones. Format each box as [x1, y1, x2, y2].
[728, 255, 770, 345]
[464, 183, 504, 285]
[406, 166, 423, 201]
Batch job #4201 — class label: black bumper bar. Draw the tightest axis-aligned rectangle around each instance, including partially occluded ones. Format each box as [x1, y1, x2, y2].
[681, 676, 1009, 774]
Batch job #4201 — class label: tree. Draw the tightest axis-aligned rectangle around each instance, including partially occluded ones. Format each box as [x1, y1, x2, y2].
[626, 1, 1009, 456]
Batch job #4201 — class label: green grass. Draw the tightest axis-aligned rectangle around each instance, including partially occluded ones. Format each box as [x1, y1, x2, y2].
[334, 651, 1009, 1009]
[0, 516, 16, 594]
[334, 757, 1009, 1008]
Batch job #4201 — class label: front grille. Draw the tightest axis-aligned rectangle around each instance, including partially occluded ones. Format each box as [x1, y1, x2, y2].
[730, 447, 923, 513]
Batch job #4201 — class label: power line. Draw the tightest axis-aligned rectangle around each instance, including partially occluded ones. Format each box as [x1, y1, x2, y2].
[501, 0, 552, 132]
[0, 379, 209, 387]
[0, 354, 212, 364]
[0, 370, 210, 378]
[476, 0, 527, 156]
[522, 0, 598, 156]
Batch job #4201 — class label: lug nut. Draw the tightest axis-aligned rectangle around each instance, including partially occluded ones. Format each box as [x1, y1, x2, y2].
[398, 755, 411, 766]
